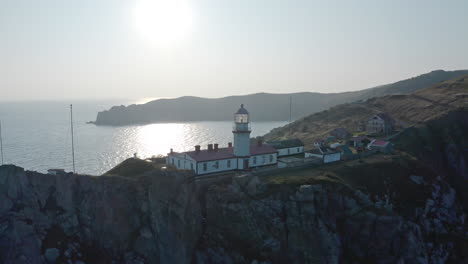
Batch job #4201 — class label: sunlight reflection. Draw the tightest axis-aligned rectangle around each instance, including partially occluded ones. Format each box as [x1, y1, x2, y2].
[136, 123, 186, 157]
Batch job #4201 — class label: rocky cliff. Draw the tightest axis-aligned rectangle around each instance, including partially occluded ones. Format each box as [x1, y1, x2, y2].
[1, 146, 468, 264]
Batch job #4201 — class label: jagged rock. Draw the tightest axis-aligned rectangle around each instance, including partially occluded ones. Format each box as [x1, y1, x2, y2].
[410, 175, 425, 185]
[1, 158, 468, 263]
[231, 174, 262, 195]
[44, 248, 60, 263]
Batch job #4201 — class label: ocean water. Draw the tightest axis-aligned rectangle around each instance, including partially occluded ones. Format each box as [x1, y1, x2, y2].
[0, 101, 286, 175]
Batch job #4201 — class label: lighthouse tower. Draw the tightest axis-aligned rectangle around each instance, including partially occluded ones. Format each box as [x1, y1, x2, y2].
[233, 104, 251, 157]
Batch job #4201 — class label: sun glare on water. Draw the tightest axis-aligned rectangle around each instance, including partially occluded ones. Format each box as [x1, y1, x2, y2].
[134, 0, 194, 46]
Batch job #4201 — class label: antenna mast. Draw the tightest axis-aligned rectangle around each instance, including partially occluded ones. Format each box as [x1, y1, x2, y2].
[70, 104, 76, 173]
[289, 96, 292, 123]
[0, 120, 4, 165]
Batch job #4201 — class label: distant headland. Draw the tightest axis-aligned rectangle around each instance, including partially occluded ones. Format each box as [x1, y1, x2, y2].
[93, 70, 468, 126]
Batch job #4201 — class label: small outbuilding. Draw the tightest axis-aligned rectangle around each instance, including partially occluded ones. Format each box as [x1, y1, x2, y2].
[349, 135, 370, 148]
[267, 138, 304, 157]
[367, 139, 393, 153]
[305, 147, 341, 163]
[47, 169, 66, 175]
[313, 138, 325, 147]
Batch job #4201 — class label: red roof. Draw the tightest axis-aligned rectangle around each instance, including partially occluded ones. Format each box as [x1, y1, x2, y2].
[250, 144, 278, 155]
[178, 144, 277, 162]
[372, 140, 389, 147]
[184, 147, 235, 162]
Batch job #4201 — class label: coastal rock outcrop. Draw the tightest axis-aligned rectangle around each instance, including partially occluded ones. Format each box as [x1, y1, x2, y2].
[1, 155, 467, 263]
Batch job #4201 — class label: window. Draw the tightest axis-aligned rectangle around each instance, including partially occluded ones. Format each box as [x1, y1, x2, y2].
[178, 160, 180, 167]
[171, 158, 175, 165]
[227, 160, 231, 168]
[203, 163, 207, 171]
[262, 156, 266, 164]
[297, 147, 300, 152]
[214, 161, 219, 168]
[269, 155, 273, 162]
[190, 163, 193, 170]
[253, 157, 257, 164]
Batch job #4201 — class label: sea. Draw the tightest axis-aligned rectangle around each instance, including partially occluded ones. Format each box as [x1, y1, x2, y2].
[0, 100, 287, 175]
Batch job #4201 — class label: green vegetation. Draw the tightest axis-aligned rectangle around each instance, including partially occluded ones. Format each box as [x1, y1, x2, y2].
[103, 158, 160, 178]
[259, 151, 435, 215]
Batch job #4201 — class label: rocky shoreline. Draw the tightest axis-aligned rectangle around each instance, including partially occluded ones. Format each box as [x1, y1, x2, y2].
[1, 151, 467, 264]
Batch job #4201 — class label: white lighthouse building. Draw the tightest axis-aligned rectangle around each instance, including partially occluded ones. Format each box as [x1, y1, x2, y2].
[166, 104, 278, 175]
[233, 104, 251, 169]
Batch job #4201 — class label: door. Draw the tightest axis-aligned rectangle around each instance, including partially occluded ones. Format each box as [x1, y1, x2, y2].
[244, 159, 249, 170]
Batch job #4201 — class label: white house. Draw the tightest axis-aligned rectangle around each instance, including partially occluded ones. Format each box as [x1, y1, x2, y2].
[305, 147, 341, 163]
[267, 138, 304, 157]
[366, 113, 395, 135]
[166, 105, 278, 175]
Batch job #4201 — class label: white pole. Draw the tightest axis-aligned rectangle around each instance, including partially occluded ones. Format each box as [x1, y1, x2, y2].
[70, 104, 76, 173]
[0, 120, 4, 165]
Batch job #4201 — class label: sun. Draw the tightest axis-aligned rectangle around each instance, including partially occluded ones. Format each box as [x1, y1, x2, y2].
[134, 0, 194, 46]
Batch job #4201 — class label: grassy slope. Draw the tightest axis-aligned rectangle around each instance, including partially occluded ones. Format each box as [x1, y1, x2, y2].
[264, 75, 468, 148]
[259, 151, 435, 216]
[103, 158, 159, 177]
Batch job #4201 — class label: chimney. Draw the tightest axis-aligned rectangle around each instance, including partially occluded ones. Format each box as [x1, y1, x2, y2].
[214, 143, 219, 151]
[257, 139, 263, 146]
[170, 148, 173, 154]
[208, 144, 213, 151]
[228, 142, 233, 148]
[195, 145, 201, 153]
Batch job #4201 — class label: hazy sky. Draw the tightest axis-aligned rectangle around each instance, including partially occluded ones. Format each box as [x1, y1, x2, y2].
[1, 0, 468, 101]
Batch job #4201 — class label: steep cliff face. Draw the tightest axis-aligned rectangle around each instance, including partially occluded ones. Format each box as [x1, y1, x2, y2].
[0, 167, 201, 264]
[394, 109, 468, 210]
[197, 158, 467, 264]
[1, 153, 467, 264]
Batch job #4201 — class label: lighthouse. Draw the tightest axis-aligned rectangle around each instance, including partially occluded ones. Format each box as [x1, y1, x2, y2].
[166, 104, 278, 175]
[233, 104, 251, 157]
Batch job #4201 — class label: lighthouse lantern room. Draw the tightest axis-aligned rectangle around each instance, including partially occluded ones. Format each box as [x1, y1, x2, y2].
[233, 104, 251, 158]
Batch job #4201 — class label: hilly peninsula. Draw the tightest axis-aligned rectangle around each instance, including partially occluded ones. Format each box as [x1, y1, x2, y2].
[94, 70, 468, 126]
[264, 74, 468, 148]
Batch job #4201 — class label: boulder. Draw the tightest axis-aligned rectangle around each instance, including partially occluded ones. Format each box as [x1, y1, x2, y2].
[44, 248, 60, 263]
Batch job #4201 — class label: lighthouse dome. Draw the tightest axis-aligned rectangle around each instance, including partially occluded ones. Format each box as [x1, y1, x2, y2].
[235, 104, 249, 115]
[234, 104, 249, 123]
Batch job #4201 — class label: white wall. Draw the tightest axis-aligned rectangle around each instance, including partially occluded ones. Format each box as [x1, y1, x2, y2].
[305, 152, 322, 159]
[324, 153, 341, 163]
[167, 154, 196, 171]
[249, 153, 277, 167]
[196, 158, 238, 175]
[304, 152, 341, 163]
[277, 146, 304, 157]
[168, 153, 278, 175]
[234, 132, 251, 156]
